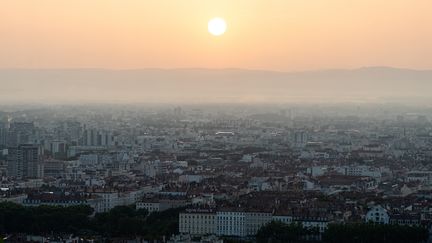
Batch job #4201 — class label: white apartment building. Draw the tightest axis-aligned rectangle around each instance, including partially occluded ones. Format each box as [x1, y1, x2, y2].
[216, 210, 247, 237]
[181, 209, 329, 237]
[179, 209, 217, 235]
[93, 191, 119, 213]
[343, 165, 382, 179]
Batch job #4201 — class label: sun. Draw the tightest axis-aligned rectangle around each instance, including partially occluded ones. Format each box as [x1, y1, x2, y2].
[208, 18, 227, 36]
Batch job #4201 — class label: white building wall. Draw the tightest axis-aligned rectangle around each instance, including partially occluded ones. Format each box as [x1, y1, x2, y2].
[94, 192, 119, 213]
[272, 215, 293, 224]
[179, 212, 216, 235]
[216, 211, 246, 237]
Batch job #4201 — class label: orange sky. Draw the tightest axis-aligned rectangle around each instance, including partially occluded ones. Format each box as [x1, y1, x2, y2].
[0, 0, 431, 71]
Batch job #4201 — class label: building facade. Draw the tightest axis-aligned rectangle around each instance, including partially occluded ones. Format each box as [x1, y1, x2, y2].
[179, 209, 217, 235]
[7, 144, 43, 179]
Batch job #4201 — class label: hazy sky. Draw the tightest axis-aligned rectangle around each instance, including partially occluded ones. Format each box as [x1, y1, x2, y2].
[1, 0, 431, 71]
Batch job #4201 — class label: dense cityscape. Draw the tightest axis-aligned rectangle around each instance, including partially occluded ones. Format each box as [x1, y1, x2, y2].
[0, 103, 431, 242]
[2, 0, 432, 242]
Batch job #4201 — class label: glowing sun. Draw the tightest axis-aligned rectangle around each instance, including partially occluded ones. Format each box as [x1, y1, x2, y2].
[208, 18, 227, 36]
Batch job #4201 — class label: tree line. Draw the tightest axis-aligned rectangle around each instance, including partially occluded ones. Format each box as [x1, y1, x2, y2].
[0, 202, 182, 241]
[0, 202, 429, 242]
[256, 221, 429, 243]
[322, 223, 428, 243]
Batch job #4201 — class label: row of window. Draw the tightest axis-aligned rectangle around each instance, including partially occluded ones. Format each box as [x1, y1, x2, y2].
[181, 215, 214, 220]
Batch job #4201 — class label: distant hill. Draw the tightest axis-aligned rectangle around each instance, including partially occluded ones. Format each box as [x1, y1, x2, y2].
[0, 67, 431, 104]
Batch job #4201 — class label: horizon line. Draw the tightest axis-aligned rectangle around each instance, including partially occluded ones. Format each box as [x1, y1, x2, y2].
[0, 66, 432, 73]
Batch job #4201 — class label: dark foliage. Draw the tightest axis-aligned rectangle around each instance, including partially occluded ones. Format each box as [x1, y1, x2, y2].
[322, 223, 428, 243]
[0, 202, 183, 241]
[256, 221, 310, 243]
[0, 202, 93, 234]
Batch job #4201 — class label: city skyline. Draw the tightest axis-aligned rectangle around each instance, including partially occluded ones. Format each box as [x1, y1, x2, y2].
[1, 2, 431, 242]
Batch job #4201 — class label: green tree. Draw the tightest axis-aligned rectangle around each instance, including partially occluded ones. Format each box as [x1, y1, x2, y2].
[256, 221, 307, 243]
[0, 202, 93, 234]
[322, 223, 428, 243]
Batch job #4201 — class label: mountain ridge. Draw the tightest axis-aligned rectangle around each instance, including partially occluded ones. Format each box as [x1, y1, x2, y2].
[0, 67, 431, 104]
